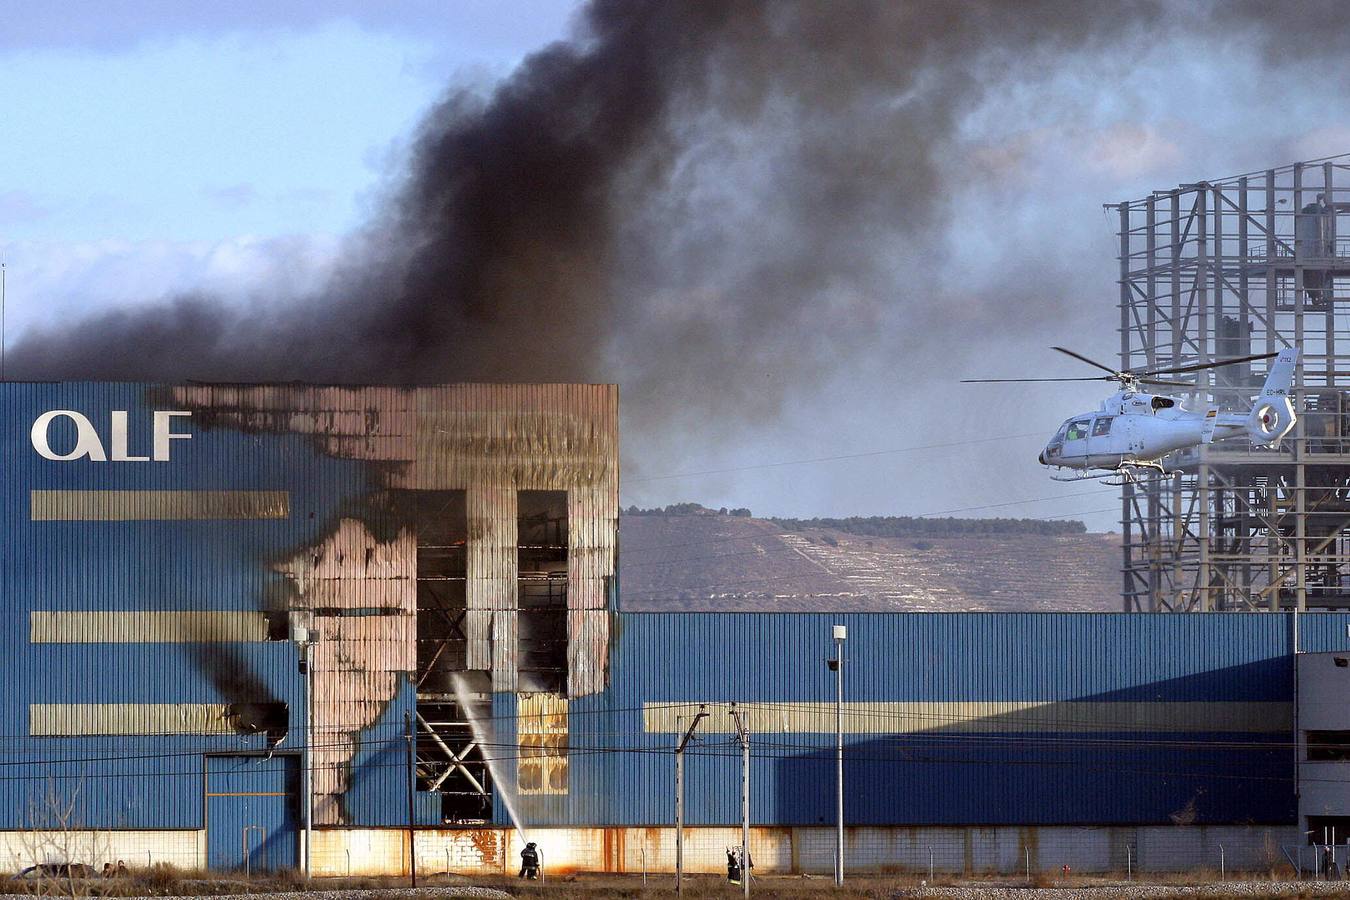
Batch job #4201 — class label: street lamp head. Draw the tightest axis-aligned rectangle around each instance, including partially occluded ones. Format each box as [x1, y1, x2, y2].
[832, 624, 847, 642]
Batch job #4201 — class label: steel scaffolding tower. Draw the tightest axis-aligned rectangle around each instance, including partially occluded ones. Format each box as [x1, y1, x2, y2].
[1116, 155, 1350, 612]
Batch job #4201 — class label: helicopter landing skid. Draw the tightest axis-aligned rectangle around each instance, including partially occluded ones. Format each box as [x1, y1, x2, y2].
[1050, 462, 1175, 485]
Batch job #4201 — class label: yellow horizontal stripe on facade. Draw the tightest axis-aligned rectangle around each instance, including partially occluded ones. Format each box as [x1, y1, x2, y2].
[30, 704, 234, 736]
[642, 701, 1294, 734]
[30, 611, 269, 643]
[30, 490, 289, 521]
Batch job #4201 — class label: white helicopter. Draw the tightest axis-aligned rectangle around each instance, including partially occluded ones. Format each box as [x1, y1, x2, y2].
[964, 346, 1300, 481]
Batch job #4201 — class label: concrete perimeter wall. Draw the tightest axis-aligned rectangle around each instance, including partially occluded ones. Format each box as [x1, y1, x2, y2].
[0, 826, 1299, 876]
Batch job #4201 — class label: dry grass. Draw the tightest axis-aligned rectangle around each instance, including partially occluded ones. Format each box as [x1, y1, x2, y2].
[1, 867, 1326, 899]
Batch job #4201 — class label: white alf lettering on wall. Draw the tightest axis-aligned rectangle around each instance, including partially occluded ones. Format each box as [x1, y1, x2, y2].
[30, 410, 192, 461]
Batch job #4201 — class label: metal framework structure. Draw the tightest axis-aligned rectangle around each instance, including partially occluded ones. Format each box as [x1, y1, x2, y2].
[1116, 154, 1350, 611]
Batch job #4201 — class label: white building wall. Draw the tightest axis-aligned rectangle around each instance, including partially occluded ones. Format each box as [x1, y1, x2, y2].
[0, 825, 1298, 876]
[0, 830, 204, 871]
[325, 825, 1304, 876]
[1298, 652, 1350, 823]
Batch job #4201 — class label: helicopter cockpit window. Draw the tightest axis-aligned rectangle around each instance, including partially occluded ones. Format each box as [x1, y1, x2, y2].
[1151, 397, 1175, 410]
[1092, 417, 1113, 437]
[1064, 419, 1091, 441]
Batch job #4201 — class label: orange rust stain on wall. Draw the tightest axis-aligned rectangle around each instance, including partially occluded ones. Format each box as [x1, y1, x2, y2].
[467, 829, 503, 868]
[601, 827, 629, 873]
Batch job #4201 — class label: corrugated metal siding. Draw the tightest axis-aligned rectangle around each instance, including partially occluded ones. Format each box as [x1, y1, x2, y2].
[1294, 611, 1350, 653]
[3, 381, 619, 830]
[466, 486, 517, 688]
[412, 385, 618, 696]
[168, 383, 619, 696]
[5, 382, 375, 829]
[641, 700, 1294, 733]
[274, 517, 415, 825]
[502, 612, 1323, 829]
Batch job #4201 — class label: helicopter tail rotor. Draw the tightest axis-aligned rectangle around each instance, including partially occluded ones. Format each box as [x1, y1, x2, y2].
[1246, 347, 1300, 446]
[1248, 395, 1296, 447]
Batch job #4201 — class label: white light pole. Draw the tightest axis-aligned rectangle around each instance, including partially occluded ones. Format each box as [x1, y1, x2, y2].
[828, 624, 846, 886]
[675, 705, 708, 896]
[729, 705, 750, 900]
[291, 612, 315, 879]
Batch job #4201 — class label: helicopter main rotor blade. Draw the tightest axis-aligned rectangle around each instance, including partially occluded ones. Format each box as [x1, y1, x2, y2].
[1139, 351, 1278, 377]
[1138, 378, 1197, 388]
[960, 376, 1113, 383]
[1051, 346, 1119, 376]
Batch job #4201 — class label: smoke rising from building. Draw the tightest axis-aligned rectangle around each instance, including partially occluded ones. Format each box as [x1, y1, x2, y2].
[6, 1, 1344, 439]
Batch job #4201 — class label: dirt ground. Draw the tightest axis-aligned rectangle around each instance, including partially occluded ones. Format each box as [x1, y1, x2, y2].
[479, 872, 908, 897]
[5, 869, 1343, 899]
[453, 871, 1341, 899]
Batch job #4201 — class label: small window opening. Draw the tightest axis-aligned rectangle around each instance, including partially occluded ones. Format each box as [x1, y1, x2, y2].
[1092, 417, 1113, 437]
[1307, 730, 1350, 761]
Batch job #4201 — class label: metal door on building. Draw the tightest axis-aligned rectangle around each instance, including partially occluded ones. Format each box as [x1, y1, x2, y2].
[205, 755, 299, 872]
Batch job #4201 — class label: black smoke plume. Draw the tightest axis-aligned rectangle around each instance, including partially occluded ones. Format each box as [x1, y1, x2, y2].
[8, 1, 1344, 436]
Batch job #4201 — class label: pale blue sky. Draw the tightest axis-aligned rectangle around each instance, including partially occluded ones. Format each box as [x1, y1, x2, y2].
[3, 5, 1349, 530]
[1, 4, 577, 244]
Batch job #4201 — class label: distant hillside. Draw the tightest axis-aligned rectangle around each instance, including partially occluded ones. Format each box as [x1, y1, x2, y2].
[624, 503, 1086, 536]
[619, 510, 1120, 613]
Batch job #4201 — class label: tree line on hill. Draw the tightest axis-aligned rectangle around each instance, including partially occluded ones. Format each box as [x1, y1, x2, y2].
[770, 515, 1086, 537]
[621, 503, 1086, 535]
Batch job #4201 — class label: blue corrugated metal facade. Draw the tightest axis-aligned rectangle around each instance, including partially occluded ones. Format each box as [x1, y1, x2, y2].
[2, 383, 413, 831]
[511, 611, 1349, 828]
[4, 382, 1349, 842]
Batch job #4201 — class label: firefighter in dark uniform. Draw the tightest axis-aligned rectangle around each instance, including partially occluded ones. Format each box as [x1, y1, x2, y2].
[519, 842, 540, 879]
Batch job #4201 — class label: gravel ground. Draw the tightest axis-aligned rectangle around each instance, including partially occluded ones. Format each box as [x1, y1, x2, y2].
[0, 890, 512, 900]
[903, 881, 1350, 898]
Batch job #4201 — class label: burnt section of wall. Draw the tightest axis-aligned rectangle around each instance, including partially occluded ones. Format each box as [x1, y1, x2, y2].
[399, 489, 495, 822]
[517, 491, 568, 694]
[400, 490, 469, 695]
[162, 383, 617, 823]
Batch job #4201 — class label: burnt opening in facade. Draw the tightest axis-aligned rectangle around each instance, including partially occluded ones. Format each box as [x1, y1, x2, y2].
[518, 490, 568, 694]
[397, 490, 494, 822]
[415, 687, 493, 824]
[225, 702, 288, 746]
[402, 490, 468, 694]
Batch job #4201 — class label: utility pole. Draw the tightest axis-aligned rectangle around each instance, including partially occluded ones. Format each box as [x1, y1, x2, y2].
[675, 705, 708, 896]
[404, 712, 417, 887]
[828, 624, 846, 886]
[730, 704, 750, 899]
